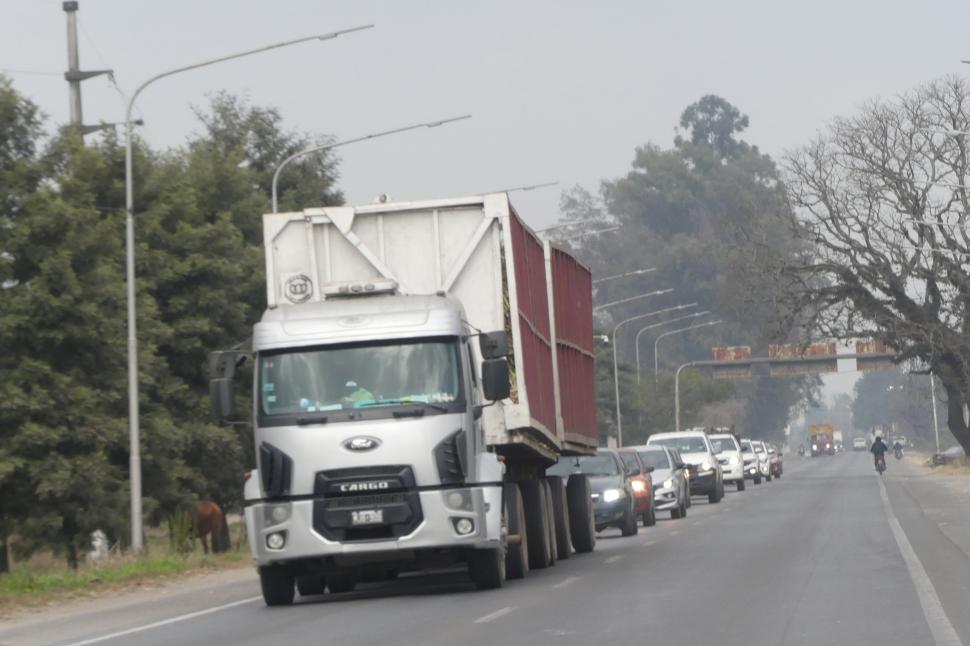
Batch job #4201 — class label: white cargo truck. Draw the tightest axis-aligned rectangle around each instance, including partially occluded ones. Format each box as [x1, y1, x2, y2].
[210, 193, 599, 604]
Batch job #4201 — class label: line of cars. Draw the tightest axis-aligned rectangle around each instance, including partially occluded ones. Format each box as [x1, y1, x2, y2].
[547, 429, 784, 535]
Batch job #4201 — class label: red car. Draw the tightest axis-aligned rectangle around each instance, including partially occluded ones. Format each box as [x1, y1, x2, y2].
[619, 448, 657, 527]
[768, 444, 783, 478]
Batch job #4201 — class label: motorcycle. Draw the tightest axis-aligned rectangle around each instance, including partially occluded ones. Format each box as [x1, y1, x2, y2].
[894, 446, 904, 460]
[875, 454, 887, 474]
[797, 446, 805, 456]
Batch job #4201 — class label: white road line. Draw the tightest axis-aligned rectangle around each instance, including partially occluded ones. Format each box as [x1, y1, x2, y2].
[552, 576, 581, 589]
[60, 596, 262, 646]
[669, 529, 681, 536]
[877, 475, 964, 646]
[643, 541, 656, 547]
[604, 555, 624, 564]
[474, 606, 514, 624]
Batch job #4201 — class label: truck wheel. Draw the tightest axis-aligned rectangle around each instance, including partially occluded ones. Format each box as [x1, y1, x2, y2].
[620, 501, 638, 536]
[327, 573, 356, 594]
[540, 480, 558, 565]
[296, 574, 326, 597]
[737, 478, 746, 492]
[546, 476, 571, 560]
[503, 483, 529, 579]
[469, 547, 505, 590]
[259, 566, 295, 606]
[566, 474, 595, 553]
[520, 480, 552, 569]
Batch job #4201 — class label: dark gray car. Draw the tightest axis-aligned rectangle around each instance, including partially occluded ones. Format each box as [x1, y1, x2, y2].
[548, 449, 638, 536]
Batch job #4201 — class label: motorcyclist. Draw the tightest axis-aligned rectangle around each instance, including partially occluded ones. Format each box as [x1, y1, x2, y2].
[871, 435, 890, 470]
[892, 439, 904, 459]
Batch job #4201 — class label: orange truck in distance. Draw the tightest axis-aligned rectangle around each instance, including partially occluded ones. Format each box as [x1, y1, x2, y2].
[810, 424, 835, 457]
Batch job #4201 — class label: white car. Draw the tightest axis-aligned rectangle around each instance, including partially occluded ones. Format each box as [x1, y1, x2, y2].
[647, 431, 724, 503]
[709, 433, 746, 491]
[739, 439, 763, 484]
[751, 440, 772, 482]
[852, 437, 867, 451]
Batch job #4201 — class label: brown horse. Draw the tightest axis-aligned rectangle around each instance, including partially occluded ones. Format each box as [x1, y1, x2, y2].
[190, 501, 228, 554]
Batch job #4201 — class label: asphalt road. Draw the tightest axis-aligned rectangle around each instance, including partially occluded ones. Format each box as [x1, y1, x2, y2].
[5, 451, 970, 646]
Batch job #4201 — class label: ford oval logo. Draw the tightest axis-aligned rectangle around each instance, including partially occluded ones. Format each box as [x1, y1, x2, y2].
[343, 436, 380, 452]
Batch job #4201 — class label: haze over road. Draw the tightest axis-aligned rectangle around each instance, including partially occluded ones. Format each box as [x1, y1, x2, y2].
[5, 453, 968, 646]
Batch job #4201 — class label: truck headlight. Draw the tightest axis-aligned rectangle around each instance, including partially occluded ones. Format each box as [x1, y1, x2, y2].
[264, 503, 291, 526]
[812, 444, 818, 451]
[603, 489, 622, 503]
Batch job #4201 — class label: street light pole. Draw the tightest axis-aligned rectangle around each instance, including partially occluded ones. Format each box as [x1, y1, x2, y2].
[607, 301, 684, 446]
[123, 24, 374, 553]
[630, 311, 712, 385]
[930, 372, 941, 454]
[653, 319, 722, 379]
[631, 305, 697, 384]
[594, 288, 674, 313]
[271, 114, 471, 213]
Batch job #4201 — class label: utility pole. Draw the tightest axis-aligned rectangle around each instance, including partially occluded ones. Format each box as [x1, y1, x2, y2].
[63, 2, 112, 136]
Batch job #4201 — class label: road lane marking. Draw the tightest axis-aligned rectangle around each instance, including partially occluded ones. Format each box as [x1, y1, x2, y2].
[604, 555, 624, 564]
[552, 576, 581, 589]
[878, 475, 964, 646]
[644, 541, 656, 547]
[60, 596, 262, 646]
[474, 606, 514, 624]
[669, 529, 681, 536]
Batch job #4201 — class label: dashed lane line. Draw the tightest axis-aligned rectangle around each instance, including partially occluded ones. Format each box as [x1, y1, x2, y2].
[604, 555, 625, 564]
[552, 576, 581, 589]
[474, 607, 515, 624]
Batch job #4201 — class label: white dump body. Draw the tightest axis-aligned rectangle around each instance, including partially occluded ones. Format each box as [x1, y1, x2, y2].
[262, 194, 597, 461]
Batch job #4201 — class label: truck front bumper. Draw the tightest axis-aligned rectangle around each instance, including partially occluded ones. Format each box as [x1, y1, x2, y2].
[245, 485, 502, 568]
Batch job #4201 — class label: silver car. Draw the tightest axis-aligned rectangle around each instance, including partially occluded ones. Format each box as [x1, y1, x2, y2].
[740, 439, 763, 485]
[634, 446, 689, 519]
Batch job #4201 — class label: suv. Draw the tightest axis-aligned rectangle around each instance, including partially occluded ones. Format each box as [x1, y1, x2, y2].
[619, 449, 657, 527]
[709, 433, 746, 491]
[647, 431, 724, 503]
[739, 439, 762, 485]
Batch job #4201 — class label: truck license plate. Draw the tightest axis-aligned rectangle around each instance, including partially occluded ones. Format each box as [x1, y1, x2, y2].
[351, 509, 383, 526]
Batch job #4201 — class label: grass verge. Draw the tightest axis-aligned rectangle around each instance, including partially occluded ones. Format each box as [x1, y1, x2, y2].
[0, 550, 248, 617]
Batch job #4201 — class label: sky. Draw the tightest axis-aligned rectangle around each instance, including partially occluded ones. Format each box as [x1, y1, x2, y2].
[4, 0, 968, 400]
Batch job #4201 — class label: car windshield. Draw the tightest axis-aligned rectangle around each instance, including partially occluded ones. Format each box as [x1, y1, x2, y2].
[753, 443, 765, 453]
[740, 440, 753, 452]
[259, 336, 463, 418]
[650, 436, 708, 454]
[637, 450, 670, 470]
[619, 452, 640, 473]
[710, 437, 739, 453]
[548, 455, 620, 477]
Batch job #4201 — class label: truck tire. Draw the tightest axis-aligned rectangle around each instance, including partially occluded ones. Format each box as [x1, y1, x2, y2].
[469, 547, 505, 590]
[520, 480, 552, 569]
[327, 573, 356, 594]
[736, 478, 746, 492]
[503, 483, 529, 579]
[296, 574, 326, 597]
[259, 566, 295, 606]
[546, 476, 571, 560]
[566, 474, 595, 553]
[540, 480, 558, 565]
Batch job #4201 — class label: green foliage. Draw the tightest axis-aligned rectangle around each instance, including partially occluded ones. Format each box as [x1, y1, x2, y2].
[0, 80, 341, 565]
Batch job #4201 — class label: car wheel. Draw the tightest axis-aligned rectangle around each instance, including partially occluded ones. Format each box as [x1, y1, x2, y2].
[503, 483, 529, 580]
[737, 478, 746, 492]
[766, 474, 773, 482]
[620, 501, 638, 537]
[754, 476, 761, 485]
[680, 496, 688, 518]
[644, 504, 657, 527]
[708, 488, 719, 504]
[671, 505, 682, 519]
[259, 566, 294, 607]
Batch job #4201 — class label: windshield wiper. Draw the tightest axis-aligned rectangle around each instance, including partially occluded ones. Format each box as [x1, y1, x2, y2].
[357, 399, 451, 414]
[296, 415, 329, 426]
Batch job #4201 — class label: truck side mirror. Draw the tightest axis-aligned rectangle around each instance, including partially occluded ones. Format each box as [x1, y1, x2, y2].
[480, 331, 509, 360]
[482, 358, 511, 401]
[210, 377, 236, 423]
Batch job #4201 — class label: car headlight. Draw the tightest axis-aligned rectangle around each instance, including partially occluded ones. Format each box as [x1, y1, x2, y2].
[728, 455, 739, 466]
[602, 489, 622, 503]
[631, 480, 647, 492]
[700, 461, 712, 472]
[825, 443, 831, 449]
[812, 444, 818, 451]
[662, 478, 673, 489]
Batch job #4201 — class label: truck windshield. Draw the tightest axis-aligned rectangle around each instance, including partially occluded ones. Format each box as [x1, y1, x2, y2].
[259, 336, 463, 420]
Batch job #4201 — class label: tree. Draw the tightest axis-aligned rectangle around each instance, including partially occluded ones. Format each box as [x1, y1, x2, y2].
[558, 96, 816, 441]
[779, 76, 970, 453]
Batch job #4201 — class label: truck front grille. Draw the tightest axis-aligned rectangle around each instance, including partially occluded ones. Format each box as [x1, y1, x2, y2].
[312, 465, 423, 541]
